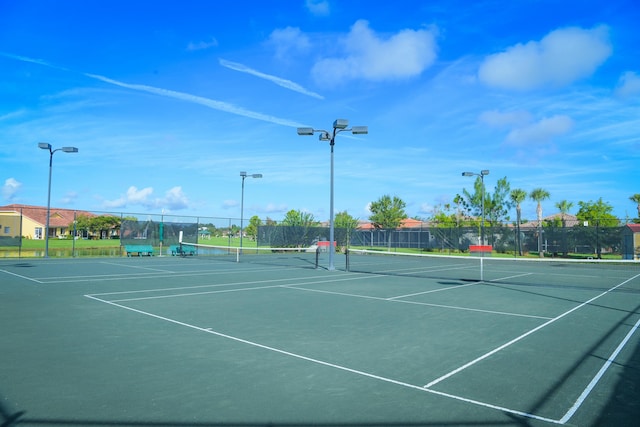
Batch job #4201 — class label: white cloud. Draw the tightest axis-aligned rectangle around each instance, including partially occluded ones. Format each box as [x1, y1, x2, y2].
[478, 110, 533, 128]
[267, 27, 311, 60]
[311, 20, 438, 85]
[478, 26, 611, 90]
[305, 0, 330, 16]
[504, 115, 574, 147]
[162, 186, 189, 210]
[615, 71, 640, 98]
[187, 37, 218, 51]
[222, 200, 238, 210]
[103, 186, 189, 210]
[219, 58, 323, 99]
[2, 178, 22, 201]
[60, 191, 78, 204]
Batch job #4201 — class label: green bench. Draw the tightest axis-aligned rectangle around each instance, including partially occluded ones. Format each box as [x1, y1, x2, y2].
[170, 245, 196, 256]
[124, 245, 154, 257]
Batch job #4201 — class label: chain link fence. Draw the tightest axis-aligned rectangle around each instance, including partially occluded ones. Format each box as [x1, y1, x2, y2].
[1, 205, 638, 259]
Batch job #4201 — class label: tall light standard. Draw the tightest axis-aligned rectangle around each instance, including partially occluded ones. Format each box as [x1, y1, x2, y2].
[240, 171, 262, 252]
[297, 119, 368, 271]
[39, 142, 79, 258]
[462, 169, 490, 245]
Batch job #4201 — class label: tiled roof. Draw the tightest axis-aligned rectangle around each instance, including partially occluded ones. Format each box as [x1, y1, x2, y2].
[626, 223, 640, 232]
[0, 204, 99, 228]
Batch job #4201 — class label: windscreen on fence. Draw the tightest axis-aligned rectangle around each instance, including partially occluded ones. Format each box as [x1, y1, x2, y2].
[120, 220, 199, 246]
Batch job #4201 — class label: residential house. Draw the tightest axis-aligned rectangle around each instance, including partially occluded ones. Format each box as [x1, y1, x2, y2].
[0, 204, 98, 240]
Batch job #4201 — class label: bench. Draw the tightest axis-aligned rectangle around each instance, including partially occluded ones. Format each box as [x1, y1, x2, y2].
[169, 245, 196, 256]
[124, 245, 154, 257]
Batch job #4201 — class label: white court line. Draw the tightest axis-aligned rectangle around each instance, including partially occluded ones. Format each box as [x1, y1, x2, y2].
[88, 273, 351, 297]
[84, 294, 560, 424]
[37, 264, 296, 284]
[0, 269, 43, 283]
[388, 281, 481, 300]
[99, 260, 174, 273]
[285, 285, 552, 320]
[424, 273, 640, 390]
[559, 315, 640, 424]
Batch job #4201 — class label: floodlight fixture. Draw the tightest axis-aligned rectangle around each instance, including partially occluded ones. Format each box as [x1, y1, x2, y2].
[296, 118, 369, 271]
[333, 119, 348, 129]
[240, 171, 262, 252]
[481, 170, 490, 176]
[39, 142, 79, 258]
[297, 127, 315, 136]
[351, 126, 368, 135]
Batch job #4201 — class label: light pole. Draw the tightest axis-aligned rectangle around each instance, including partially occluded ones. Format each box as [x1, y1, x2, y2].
[297, 119, 368, 271]
[462, 169, 490, 245]
[240, 171, 262, 252]
[39, 142, 79, 258]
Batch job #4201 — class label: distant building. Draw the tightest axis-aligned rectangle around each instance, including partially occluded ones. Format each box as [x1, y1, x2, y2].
[0, 204, 98, 240]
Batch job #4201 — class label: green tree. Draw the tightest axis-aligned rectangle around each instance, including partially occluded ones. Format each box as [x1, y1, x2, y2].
[334, 211, 359, 248]
[462, 176, 512, 244]
[529, 188, 550, 256]
[369, 195, 407, 249]
[334, 211, 358, 230]
[510, 188, 527, 255]
[576, 198, 619, 227]
[630, 193, 640, 221]
[244, 215, 262, 241]
[281, 210, 317, 227]
[575, 198, 620, 258]
[368, 195, 407, 229]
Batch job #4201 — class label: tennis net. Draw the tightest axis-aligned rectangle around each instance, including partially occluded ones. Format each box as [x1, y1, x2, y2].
[346, 249, 640, 291]
[178, 242, 322, 269]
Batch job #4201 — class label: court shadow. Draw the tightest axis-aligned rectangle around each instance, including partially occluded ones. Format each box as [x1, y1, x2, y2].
[0, 392, 25, 427]
[592, 331, 640, 426]
[519, 302, 640, 425]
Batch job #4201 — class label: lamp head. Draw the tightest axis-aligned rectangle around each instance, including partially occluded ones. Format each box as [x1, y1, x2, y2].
[62, 147, 79, 153]
[251, 174, 262, 179]
[333, 119, 348, 130]
[462, 172, 474, 177]
[38, 142, 51, 150]
[351, 126, 368, 135]
[481, 170, 490, 176]
[319, 132, 330, 141]
[297, 127, 314, 136]
[240, 171, 247, 178]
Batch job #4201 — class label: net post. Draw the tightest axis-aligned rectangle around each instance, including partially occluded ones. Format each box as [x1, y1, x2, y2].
[315, 247, 319, 269]
[235, 247, 240, 263]
[345, 249, 350, 271]
[480, 257, 484, 281]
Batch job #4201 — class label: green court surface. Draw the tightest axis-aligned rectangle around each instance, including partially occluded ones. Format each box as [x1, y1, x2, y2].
[1, 254, 639, 426]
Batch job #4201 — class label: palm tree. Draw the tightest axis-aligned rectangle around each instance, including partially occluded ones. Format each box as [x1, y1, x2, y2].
[529, 188, 550, 257]
[510, 189, 527, 255]
[555, 200, 574, 227]
[555, 199, 574, 256]
[630, 194, 640, 221]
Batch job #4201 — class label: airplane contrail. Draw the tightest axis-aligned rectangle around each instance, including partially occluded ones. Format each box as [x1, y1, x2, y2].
[1, 52, 307, 128]
[219, 58, 324, 100]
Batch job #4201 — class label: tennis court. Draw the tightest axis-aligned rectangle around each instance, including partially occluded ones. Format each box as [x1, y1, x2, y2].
[1, 250, 639, 426]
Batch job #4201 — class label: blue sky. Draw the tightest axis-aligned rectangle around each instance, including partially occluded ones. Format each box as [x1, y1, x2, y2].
[1, 0, 639, 223]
